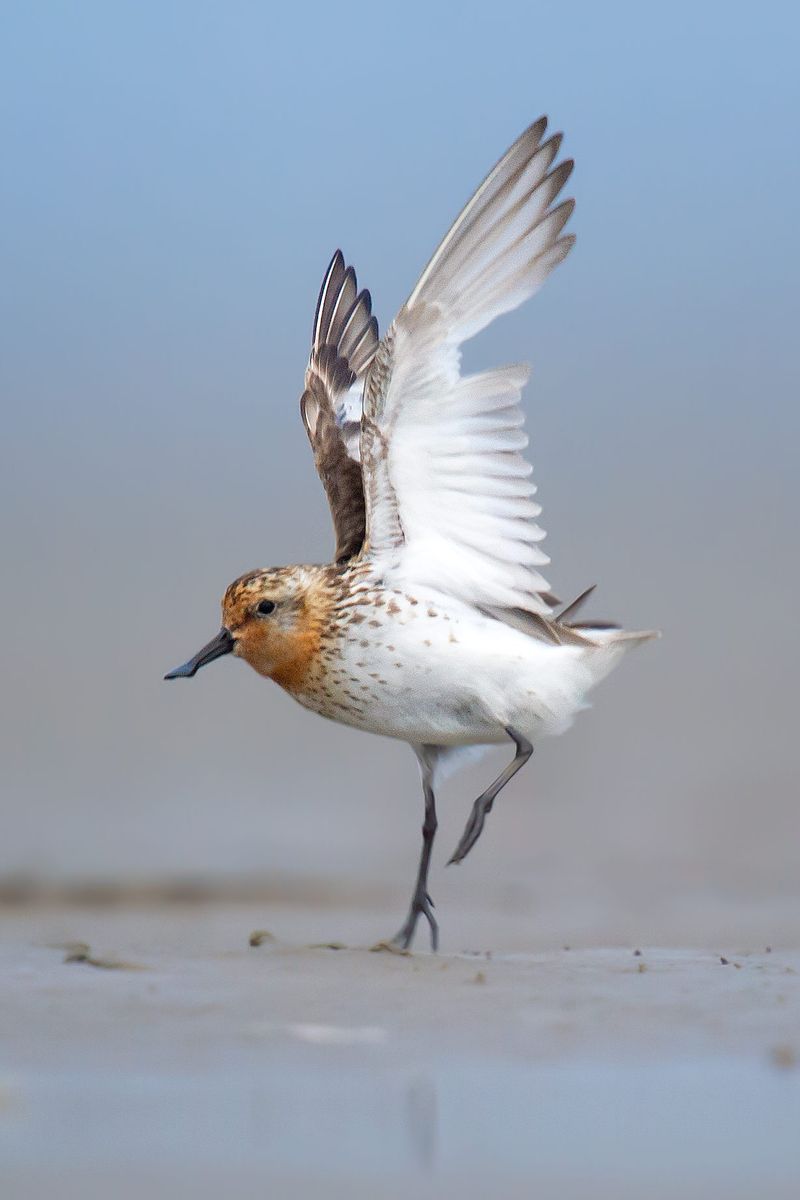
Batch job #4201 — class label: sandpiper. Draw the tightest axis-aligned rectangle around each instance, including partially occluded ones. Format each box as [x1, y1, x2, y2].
[166, 117, 657, 951]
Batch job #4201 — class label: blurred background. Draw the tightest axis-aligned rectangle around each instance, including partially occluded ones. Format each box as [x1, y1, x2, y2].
[1, 0, 798, 945]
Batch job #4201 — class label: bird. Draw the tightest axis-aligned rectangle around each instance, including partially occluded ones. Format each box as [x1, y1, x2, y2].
[165, 116, 657, 952]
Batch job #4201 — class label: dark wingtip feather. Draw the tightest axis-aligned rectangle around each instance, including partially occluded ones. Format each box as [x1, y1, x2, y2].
[542, 130, 563, 158]
[312, 250, 346, 348]
[309, 252, 380, 391]
[550, 158, 575, 191]
[557, 584, 596, 623]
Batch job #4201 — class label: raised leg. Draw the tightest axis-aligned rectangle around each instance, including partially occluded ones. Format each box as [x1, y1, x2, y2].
[389, 748, 439, 952]
[448, 727, 533, 865]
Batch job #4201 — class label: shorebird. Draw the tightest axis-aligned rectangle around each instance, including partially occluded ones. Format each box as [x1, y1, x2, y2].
[165, 117, 656, 951]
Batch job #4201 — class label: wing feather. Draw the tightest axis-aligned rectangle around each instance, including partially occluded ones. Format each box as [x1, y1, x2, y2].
[360, 118, 575, 612]
[300, 251, 379, 562]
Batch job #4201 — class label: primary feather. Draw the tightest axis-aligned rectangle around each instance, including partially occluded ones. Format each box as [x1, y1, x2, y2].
[360, 117, 575, 613]
[300, 251, 378, 561]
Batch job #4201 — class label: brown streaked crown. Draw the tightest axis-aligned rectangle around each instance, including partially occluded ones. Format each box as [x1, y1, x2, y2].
[221, 564, 337, 694]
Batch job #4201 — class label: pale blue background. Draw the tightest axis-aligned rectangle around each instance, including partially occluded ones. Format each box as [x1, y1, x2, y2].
[1, 1, 798, 925]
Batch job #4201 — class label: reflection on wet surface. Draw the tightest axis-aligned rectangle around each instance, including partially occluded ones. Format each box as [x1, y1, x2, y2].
[2, 1058, 799, 1190]
[1, 911, 799, 1195]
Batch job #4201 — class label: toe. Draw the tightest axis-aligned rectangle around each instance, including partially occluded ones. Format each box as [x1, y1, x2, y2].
[448, 828, 476, 865]
[370, 938, 411, 955]
[423, 907, 439, 953]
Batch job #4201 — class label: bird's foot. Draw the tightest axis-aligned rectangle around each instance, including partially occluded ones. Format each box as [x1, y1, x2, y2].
[370, 939, 411, 956]
[448, 795, 492, 865]
[374, 890, 438, 953]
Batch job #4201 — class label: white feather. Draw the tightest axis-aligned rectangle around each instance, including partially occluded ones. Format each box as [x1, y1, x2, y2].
[360, 118, 575, 614]
[334, 380, 364, 461]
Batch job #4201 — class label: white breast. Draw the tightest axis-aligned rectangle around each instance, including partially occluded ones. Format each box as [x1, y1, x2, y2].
[313, 588, 601, 748]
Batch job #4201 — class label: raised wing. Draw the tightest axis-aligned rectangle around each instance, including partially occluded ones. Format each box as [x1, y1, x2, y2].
[300, 251, 379, 562]
[361, 117, 574, 613]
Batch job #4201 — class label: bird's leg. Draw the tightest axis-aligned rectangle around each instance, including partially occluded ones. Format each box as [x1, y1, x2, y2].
[389, 755, 439, 952]
[448, 727, 533, 865]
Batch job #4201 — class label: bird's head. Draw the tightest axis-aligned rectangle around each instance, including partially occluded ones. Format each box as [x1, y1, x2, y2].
[164, 566, 326, 690]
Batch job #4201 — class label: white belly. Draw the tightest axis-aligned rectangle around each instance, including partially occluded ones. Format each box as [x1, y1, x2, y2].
[301, 588, 611, 747]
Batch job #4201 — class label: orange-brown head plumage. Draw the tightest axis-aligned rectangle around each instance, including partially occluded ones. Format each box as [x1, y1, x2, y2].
[221, 565, 335, 693]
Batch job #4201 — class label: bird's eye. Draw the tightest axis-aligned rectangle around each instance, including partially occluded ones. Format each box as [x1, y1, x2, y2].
[256, 599, 276, 616]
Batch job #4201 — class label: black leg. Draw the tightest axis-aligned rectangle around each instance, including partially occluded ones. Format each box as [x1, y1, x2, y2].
[448, 727, 533, 865]
[389, 751, 439, 952]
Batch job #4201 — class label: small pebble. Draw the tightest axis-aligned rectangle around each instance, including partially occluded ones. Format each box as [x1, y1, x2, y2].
[771, 1045, 797, 1070]
[62, 943, 143, 970]
[249, 930, 275, 948]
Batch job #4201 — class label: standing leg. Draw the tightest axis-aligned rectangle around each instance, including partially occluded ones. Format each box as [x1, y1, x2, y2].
[389, 747, 439, 952]
[448, 727, 533, 865]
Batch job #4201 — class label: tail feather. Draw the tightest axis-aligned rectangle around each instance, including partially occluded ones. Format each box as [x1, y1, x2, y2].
[557, 584, 598, 624]
[578, 626, 660, 694]
[584, 626, 661, 650]
[588, 626, 660, 641]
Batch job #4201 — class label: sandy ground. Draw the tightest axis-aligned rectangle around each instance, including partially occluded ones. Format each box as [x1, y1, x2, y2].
[1, 900, 799, 1199]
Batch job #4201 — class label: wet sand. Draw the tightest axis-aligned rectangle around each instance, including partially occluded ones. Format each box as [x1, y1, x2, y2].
[1, 900, 799, 1198]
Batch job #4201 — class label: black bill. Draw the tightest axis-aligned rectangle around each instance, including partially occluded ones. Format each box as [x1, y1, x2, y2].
[164, 628, 234, 679]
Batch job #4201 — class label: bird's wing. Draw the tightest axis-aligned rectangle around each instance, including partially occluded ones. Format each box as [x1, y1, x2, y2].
[360, 117, 574, 613]
[300, 251, 379, 562]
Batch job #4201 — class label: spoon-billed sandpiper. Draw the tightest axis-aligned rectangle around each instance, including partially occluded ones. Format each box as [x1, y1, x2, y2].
[166, 117, 656, 951]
